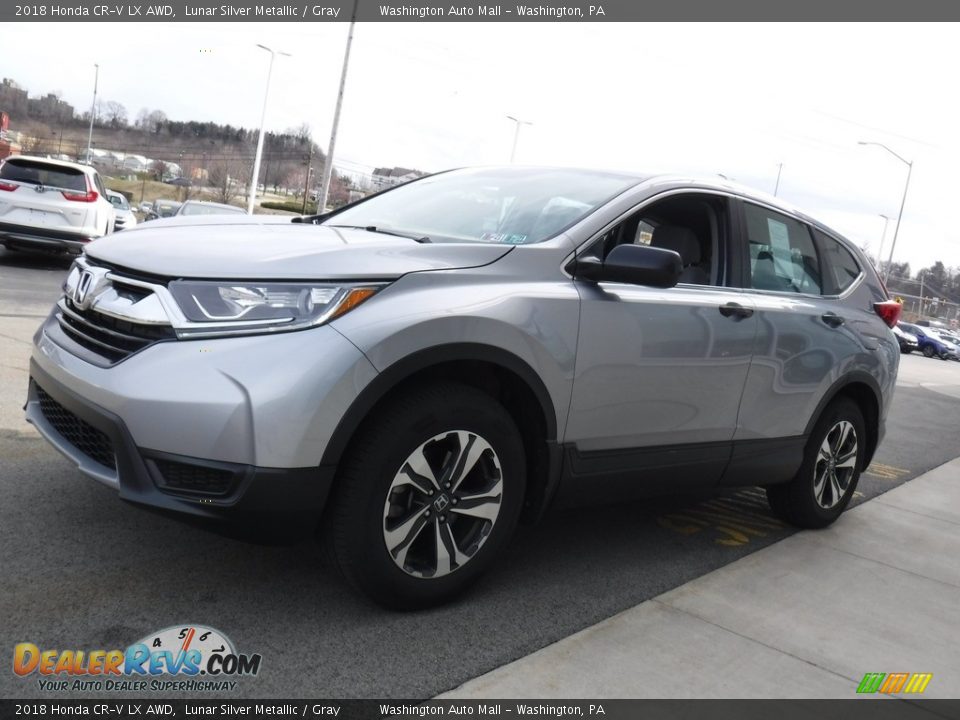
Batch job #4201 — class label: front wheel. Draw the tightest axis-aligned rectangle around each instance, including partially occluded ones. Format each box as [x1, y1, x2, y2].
[324, 382, 526, 609]
[922, 345, 936, 358]
[767, 398, 865, 529]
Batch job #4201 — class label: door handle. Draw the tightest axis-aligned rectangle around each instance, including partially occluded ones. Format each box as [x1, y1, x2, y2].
[821, 312, 845, 328]
[719, 302, 754, 320]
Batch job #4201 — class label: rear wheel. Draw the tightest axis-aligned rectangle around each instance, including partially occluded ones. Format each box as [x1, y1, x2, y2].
[767, 398, 865, 529]
[325, 382, 526, 609]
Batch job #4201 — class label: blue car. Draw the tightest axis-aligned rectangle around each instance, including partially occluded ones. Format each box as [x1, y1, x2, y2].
[900, 322, 959, 360]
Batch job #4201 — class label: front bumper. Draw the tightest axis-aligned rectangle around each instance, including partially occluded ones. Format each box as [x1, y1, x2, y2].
[28, 313, 379, 524]
[26, 362, 334, 527]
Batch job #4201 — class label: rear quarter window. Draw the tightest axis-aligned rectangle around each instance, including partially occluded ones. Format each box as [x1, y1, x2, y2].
[0, 159, 87, 192]
[814, 229, 862, 295]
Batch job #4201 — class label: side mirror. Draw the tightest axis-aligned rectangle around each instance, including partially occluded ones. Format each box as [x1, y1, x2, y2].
[576, 243, 682, 288]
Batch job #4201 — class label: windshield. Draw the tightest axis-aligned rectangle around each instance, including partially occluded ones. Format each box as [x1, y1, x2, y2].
[324, 167, 640, 244]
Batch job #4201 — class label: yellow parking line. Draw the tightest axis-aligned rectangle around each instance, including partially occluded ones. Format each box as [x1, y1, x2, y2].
[865, 463, 909, 480]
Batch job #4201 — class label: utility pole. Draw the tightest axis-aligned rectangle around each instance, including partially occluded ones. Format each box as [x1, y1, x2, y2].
[319, 0, 358, 214]
[919, 271, 925, 316]
[302, 143, 314, 214]
[774, 162, 783, 196]
[86, 64, 99, 164]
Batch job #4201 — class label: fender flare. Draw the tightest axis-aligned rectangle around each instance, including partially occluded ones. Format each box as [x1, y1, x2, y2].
[319, 342, 559, 468]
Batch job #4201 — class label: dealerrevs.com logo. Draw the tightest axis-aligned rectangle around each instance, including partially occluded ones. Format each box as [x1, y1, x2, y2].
[13, 625, 262, 692]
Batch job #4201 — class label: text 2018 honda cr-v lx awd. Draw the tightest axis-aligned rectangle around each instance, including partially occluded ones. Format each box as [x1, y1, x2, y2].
[26, 167, 900, 608]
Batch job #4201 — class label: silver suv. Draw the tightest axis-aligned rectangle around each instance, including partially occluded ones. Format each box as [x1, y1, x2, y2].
[26, 167, 901, 608]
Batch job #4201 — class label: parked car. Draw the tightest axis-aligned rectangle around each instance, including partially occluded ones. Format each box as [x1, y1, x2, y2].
[175, 200, 245, 217]
[145, 199, 182, 221]
[893, 323, 919, 354]
[166, 177, 192, 188]
[138, 201, 153, 214]
[105, 190, 137, 232]
[25, 167, 901, 608]
[900, 321, 958, 360]
[0, 155, 115, 254]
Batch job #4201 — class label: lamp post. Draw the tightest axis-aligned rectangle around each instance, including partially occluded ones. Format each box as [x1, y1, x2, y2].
[247, 44, 291, 215]
[507, 115, 532, 163]
[85, 64, 99, 164]
[875, 213, 892, 269]
[858, 141, 913, 283]
[318, 0, 359, 215]
[774, 162, 783, 196]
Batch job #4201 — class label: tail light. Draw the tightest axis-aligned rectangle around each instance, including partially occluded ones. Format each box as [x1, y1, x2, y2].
[62, 175, 98, 202]
[0, 181, 17, 192]
[62, 189, 98, 202]
[873, 300, 902, 328]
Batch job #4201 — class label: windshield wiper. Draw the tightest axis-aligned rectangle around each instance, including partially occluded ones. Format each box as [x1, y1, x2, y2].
[326, 224, 431, 243]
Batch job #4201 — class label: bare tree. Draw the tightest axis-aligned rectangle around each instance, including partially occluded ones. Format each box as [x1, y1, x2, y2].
[101, 100, 128, 129]
[208, 159, 245, 205]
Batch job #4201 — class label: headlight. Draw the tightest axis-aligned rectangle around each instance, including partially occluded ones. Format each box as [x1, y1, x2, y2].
[168, 281, 384, 338]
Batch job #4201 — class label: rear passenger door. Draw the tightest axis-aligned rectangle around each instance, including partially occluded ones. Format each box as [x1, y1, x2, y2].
[732, 200, 865, 477]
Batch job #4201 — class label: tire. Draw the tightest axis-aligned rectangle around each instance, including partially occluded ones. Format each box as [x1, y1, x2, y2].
[324, 382, 526, 610]
[922, 345, 935, 358]
[901, 348, 913, 354]
[766, 398, 865, 529]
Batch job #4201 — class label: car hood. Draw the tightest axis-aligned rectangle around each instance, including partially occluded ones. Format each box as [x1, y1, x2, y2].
[85, 218, 513, 279]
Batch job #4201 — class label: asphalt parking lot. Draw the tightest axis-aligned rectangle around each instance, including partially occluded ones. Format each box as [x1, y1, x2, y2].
[2, 247, 960, 700]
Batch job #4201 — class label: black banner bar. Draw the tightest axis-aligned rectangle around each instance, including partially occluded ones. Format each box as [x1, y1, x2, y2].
[5, 0, 960, 22]
[2, 700, 960, 720]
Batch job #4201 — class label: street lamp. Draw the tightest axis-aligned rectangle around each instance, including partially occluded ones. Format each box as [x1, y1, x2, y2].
[85, 63, 99, 164]
[507, 115, 532, 163]
[876, 213, 892, 268]
[318, 0, 359, 215]
[858, 140, 913, 283]
[247, 44, 291, 215]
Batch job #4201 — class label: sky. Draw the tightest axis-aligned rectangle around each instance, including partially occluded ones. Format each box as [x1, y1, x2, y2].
[6, 21, 960, 276]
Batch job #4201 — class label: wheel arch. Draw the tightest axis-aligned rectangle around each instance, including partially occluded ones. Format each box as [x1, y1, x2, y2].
[804, 373, 883, 471]
[320, 343, 563, 521]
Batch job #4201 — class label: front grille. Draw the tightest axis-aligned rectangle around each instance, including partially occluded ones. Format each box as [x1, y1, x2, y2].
[36, 385, 116, 470]
[151, 458, 237, 497]
[57, 293, 176, 364]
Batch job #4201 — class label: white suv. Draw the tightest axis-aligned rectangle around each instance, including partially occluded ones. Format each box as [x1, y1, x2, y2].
[0, 155, 115, 254]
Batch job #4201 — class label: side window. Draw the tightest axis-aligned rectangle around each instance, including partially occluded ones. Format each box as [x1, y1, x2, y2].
[813, 229, 862, 295]
[92, 173, 107, 197]
[744, 203, 821, 295]
[589, 193, 727, 287]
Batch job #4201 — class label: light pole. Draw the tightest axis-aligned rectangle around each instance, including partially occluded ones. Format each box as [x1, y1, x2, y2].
[247, 44, 291, 215]
[507, 115, 532, 163]
[858, 140, 913, 283]
[85, 64, 99, 164]
[876, 213, 891, 268]
[774, 162, 783, 196]
[318, 0, 359, 215]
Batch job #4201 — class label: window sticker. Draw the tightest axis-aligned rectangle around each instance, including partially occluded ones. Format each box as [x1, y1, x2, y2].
[767, 218, 790, 252]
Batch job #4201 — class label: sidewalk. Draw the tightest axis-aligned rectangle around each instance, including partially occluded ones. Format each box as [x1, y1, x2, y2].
[442, 458, 960, 699]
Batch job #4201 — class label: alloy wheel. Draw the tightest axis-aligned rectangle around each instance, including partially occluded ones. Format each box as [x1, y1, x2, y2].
[813, 420, 858, 509]
[382, 430, 503, 579]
